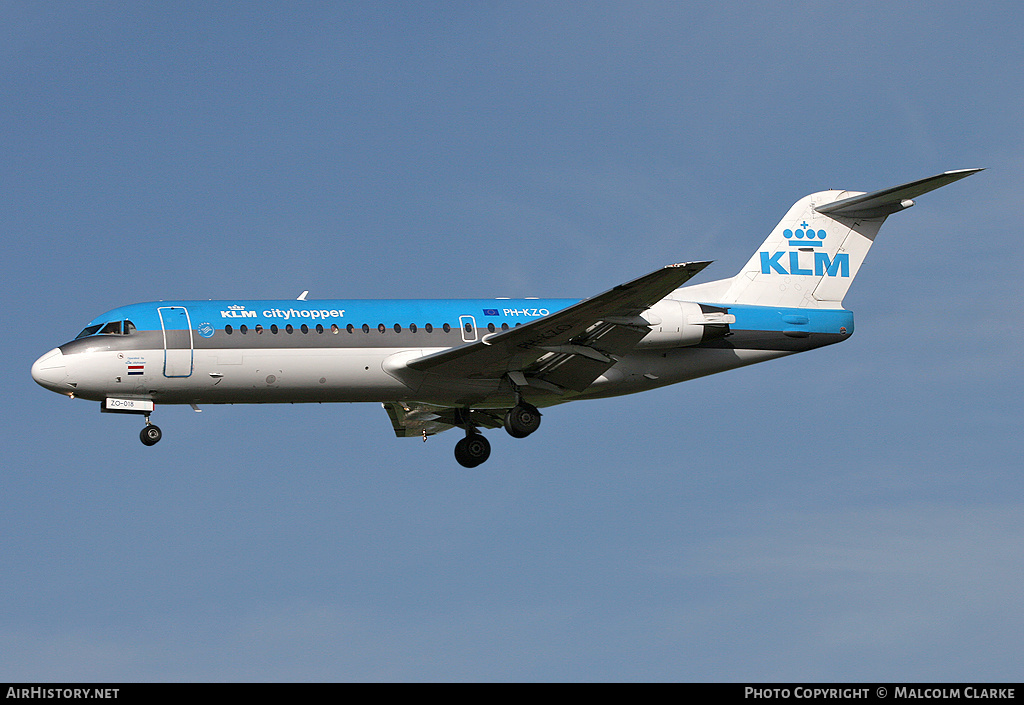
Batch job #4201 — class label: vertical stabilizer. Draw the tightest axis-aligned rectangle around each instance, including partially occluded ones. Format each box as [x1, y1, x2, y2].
[686, 169, 981, 309]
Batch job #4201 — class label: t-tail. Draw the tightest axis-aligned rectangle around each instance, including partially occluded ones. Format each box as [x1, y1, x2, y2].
[684, 169, 982, 309]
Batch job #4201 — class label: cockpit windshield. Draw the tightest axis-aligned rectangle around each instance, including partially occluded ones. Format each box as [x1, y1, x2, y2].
[75, 320, 136, 339]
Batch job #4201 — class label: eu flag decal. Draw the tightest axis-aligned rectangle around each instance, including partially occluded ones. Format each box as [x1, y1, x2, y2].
[482, 309, 499, 316]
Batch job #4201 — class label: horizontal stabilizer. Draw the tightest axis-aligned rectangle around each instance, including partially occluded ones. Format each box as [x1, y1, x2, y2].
[815, 168, 983, 219]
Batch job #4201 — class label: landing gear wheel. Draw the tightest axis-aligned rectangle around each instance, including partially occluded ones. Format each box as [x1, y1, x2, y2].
[504, 403, 541, 438]
[454, 433, 491, 468]
[140, 424, 162, 446]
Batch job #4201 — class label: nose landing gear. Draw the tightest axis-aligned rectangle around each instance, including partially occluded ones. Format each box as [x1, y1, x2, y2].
[140, 415, 162, 446]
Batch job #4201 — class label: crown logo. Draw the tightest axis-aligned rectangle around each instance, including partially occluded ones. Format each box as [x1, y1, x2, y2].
[784, 221, 827, 247]
[228, 305, 246, 310]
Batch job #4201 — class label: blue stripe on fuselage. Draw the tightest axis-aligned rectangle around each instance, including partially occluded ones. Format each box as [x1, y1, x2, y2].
[83, 299, 580, 333]
[723, 303, 854, 336]
[80, 299, 853, 337]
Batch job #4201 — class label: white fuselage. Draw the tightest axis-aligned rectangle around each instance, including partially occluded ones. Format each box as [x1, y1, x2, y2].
[32, 296, 846, 410]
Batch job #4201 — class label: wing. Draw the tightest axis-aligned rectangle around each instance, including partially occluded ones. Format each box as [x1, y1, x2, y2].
[405, 261, 712, 393]
[382, 401, 504, 438]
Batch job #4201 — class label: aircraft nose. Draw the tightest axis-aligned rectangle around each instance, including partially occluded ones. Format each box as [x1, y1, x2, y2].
[31, 348, 72, 393]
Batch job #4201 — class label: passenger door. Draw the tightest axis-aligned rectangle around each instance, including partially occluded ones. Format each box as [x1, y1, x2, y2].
[158, 306, 194, 377]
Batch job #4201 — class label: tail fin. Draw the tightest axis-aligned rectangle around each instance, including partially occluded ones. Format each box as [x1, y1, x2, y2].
[689, 169, 982, 309]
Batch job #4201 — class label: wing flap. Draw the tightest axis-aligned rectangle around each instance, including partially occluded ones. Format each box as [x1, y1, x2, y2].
[382, 402, 504, 438]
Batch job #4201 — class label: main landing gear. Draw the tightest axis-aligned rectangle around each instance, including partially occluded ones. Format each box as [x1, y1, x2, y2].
[504, 402, 541, 438]
[140, 415, 162, 446]
[454, 430, 490, 468]
[452, 402, 542, 468]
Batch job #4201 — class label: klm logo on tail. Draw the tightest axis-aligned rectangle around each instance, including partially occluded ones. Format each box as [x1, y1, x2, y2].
[759, 223, 849, 277]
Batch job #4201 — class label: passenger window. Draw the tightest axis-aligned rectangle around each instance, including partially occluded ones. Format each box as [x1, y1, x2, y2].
[285, 324, 294, 334]
[425, 323, 433, 333]
[346, 324, 354, 333]
[362, 324, 370, 333]
[301, 324, 309, 334]
[316, 324, 324, 334]
[271, 325, 279, 334]
[410, 323, 417, 333]
[487, 323, 495, 333]
[256, 325, 264, 334]
[332, 324, 340, 334]
[225, 325, 233, 334]
[443, 323, 451, 333]
[394, 323, 402, 333]
[240, 325, 248, 334]
[377, 323, 386, 333]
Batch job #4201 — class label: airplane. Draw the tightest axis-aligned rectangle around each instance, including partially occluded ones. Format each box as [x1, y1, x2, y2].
[32, 169, 980, 467]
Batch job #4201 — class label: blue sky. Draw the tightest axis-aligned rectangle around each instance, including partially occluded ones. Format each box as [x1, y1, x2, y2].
[2, 1, 1022, 681]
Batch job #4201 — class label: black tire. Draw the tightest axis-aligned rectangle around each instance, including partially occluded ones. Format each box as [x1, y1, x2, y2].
[504, 404, 541, 438]
[140, 424, 162, 446]
[454, 434, 491, 468]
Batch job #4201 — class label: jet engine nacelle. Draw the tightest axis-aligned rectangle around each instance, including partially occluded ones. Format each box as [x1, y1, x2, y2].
[635, 299, 733, 349]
